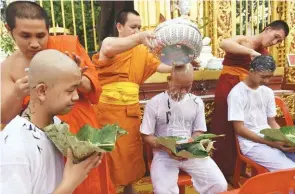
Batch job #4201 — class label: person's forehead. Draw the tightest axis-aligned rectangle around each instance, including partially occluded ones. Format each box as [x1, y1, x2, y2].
[58, 73, 81, 87]
[172, 75, 193, 84]
[14, 18, 47, 31]
[269, 28, 286, 39]
[125, 13, 141, 25]
[257, 71, 274, 76]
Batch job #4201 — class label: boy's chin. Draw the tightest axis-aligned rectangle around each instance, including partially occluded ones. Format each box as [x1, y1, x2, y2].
[57, 108, 72, 115]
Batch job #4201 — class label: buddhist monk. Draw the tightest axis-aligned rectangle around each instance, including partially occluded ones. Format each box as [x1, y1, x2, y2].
[210, 20, 289, 178]
[1, 1, 115, 194]
[1, 49, 102, 194]
[92, 9, 172, 194]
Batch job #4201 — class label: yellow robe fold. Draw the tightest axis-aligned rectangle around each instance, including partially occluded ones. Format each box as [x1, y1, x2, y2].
[92, 45, 161, 185]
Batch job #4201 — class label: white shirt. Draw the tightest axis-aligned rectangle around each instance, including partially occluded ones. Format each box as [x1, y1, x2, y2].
[228, 82, 276, 154]
[0, 116, 64, 194]
[140, 92, 207, 138]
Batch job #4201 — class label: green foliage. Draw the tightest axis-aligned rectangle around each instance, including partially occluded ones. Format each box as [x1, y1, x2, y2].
[260, 126, 295, 146]
[44, 122, 127, 162]
[0, 1, 15, 56]
[0, 25, 15, 56]
[40, 1, 101, 53]
[76, 124, 127, 151]
[236, 0, 271, 35]
[156, 133, 224, 158]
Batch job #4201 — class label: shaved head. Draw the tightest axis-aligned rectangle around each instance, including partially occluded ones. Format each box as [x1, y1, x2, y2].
[28, 49, 80, 88]
[168, 64, 194, 101]
[28, 49, 81, 116]
[171, 63, 194, 80]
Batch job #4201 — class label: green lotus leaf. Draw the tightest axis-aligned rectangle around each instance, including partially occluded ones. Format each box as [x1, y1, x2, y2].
[260, 126, 295, 146]
[193, 133, 225, 142]
[44, 123, 127, 163]
[156, 134, 224, 159]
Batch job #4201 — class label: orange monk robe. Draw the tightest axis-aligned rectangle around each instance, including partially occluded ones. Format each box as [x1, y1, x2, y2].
[92, 45, 161, 185]
[23, 35, 116, 194]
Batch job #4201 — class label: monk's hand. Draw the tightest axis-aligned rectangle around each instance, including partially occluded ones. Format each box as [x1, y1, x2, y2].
[60, 149, 102, 192]
[250, 49, 261, 60]
[137, 31, 157, 49]
[65, 51, 88, 73]
[64, 52, 92, 93]
[14, 76, 29, 99]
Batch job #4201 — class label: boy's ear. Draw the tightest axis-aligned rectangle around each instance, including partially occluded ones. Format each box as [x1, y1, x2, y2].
[159, 13, 166, 23]
[35, 83, 48, 102]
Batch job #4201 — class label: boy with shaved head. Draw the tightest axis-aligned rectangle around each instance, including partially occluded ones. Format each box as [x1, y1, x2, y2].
[140, 64, 227, 194]
[0, 50, 102, 194]
[228, 55, 295, 171]
[1, 1, 115, 193]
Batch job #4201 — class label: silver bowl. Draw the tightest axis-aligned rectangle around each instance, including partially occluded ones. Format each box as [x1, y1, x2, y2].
[151, 16, 203, 66]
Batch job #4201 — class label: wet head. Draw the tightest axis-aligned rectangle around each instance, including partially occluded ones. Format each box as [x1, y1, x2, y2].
[5, 1, 50, 58]
[168, 63, 194, 101]
[116, 9, 141, 37]
[28, 50, 81, 116]
[249, 55, 276, 86]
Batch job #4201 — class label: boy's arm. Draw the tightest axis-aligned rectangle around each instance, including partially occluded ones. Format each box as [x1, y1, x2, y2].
[268, 117, 280, 129]
[140, 101, 167, 149]
[233, 121, 278, 147]
[53, 149, 102, 194]
[140, 102, 157, 148]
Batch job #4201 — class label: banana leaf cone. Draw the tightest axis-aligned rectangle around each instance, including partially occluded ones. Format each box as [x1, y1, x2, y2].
[260, 126, 295, 146]
[156, 133, 225, 159]
[44, 123, 127, 163]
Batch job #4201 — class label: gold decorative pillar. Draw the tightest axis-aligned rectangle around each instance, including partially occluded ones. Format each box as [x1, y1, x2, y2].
[204, 0, 235, 58]
[134, 0, 171, 31]
[279, 1, 295, 90]
[285, 1, 295, 55]
[270, 1, 289, 67]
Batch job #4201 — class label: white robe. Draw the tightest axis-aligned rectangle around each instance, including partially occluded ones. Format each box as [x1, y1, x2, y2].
[228, 82, 295, 171]
[0, 116, 64, 194]
[141, 92, 227, 194]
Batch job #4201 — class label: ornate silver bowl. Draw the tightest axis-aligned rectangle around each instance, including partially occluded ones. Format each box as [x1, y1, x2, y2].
[151, 16, 203, 66]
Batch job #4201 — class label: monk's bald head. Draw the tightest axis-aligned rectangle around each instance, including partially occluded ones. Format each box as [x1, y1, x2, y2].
[28, 49, 81, 88]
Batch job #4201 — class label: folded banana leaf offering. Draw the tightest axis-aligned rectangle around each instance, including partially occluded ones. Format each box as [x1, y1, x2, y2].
[44, 123, 127, 162]
[156, 133, 225, 158]
[260, 126, 295, 146]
